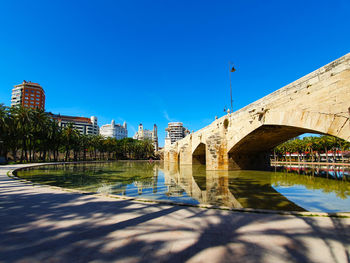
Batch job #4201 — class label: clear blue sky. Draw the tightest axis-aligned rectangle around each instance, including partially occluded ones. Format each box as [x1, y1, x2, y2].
[0, 0, 349, 146]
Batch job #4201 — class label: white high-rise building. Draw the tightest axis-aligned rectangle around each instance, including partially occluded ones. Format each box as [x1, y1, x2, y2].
[50, 114, 99, 135]
[100, 120, 128, 140]
[133, 124, 159, 151]
[165, 122, 190, 147]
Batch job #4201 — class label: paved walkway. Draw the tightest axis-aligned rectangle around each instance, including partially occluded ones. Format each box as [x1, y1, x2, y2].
[0, 163, 349, 263]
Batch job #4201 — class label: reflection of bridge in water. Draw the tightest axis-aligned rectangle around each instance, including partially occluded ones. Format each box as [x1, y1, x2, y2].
[162, 163, 305, 211]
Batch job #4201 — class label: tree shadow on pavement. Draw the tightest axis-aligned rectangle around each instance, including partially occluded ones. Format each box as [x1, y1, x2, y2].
[0, 174, 349, 263]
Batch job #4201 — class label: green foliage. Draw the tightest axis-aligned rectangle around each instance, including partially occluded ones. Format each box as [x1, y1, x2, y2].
[0, 105, 155, 163]
[274, 135, 350, 162]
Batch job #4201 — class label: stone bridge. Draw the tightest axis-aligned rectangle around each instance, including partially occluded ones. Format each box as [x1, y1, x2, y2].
[164, 53, 350, 170]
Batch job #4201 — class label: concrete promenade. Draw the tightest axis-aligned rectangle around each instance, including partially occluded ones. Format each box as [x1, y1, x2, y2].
[1, 163, 350, 263]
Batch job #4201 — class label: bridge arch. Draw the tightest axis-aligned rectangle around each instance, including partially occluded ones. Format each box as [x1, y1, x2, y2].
[227, 125, 315, 170]
[192, 143, 206, 165]
[226, 108, 350, 170]
[228, 109, 349, 152]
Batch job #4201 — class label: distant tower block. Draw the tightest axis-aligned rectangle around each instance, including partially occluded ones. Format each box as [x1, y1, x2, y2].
[153, 124, 159, 151]
[133, 123, 159, 151]
[165, 122, 190, 145]
[99, 120, 128, 139]
[11, 80, 45, 110]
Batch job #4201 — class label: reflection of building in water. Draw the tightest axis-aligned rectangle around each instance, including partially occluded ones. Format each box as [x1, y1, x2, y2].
[164, 178, 185, 197]
[97, 183, 127, 195]
[166, 185, 185, 197]
[163, 168, 186, 197]
[133, 167, 160, 194]
[134, 181, 154, 195]
[153, 166, 158, 193]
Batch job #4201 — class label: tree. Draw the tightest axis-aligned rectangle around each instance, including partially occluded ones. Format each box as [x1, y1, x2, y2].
[62, 123, 79, 162]
[0, 104, 10, 161]
[11, 106, 32, 162]
[0, 105, 158, 163]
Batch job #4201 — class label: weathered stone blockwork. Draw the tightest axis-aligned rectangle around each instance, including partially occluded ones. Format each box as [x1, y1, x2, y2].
[165, 53, 350, 170]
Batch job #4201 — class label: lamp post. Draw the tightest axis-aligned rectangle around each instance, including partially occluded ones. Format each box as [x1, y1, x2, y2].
[229, 62, 236, 113]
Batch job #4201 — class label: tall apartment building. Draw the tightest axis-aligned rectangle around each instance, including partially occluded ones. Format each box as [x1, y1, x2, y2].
[11, 81, 45, 110]
[133, 124, 159, 151]
[50, 114, 99, 135]
[100, 120, 128, 140]
[165, 122, 190, 147]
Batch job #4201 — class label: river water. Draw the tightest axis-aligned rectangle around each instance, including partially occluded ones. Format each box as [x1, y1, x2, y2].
[15, 161, 350, 212]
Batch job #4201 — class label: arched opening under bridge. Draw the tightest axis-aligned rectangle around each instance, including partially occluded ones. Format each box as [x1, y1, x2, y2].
[227, 125, 327, 170]
[192, 143, 206, 165]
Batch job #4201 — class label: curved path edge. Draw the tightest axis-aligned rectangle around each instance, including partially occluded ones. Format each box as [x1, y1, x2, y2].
[1, 163, 350, 263]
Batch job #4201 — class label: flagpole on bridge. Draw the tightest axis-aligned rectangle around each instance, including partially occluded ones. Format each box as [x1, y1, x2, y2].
[229, 62, 236, 113]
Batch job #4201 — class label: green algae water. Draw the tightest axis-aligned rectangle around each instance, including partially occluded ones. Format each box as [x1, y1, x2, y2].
[15, 161, 350, 212]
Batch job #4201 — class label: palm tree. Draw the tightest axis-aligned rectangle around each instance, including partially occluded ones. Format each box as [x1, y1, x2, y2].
[79, 134, 90, 161]
[0, 104, 10, 161]
[47, 119, 62, 161]
[62, 123, 79, 162]
[11, 106, 32, 162]
[30, 108, 50, 162]
[334, 137, 350, 164]
[0, 105, 161, 164]
[303, 136, 317, 162]
[318, 136, 335, 163]
[90, 135, 103, 160]
[327, 136, 339, 163]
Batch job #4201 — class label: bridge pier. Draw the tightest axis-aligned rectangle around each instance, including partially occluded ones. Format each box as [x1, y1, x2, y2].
[179, 143, 192, 165]
[167, 149, 179, 164]
[205, 133, 229, 170]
